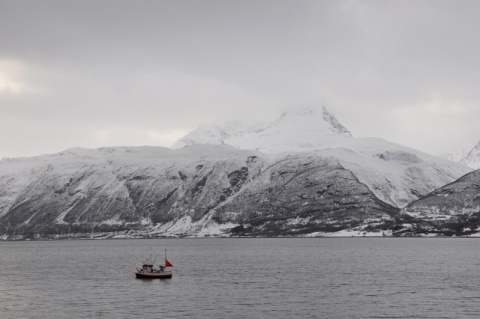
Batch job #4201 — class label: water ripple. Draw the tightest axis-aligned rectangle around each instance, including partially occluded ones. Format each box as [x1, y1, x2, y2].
[1, 238, 480, 318]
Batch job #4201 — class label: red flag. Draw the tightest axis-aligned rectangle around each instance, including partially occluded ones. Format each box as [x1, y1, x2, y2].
[165, 259, 173, 267]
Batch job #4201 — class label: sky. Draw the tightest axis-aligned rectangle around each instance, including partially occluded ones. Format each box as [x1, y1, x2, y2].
[1, 0, 480, 159]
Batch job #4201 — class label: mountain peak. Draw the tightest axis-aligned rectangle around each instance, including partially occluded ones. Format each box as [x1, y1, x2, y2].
[172, 106, 352, 153]
[462, 140, 480, 169]
[321, 106, 351, 136]
[441, 140, 480, 170]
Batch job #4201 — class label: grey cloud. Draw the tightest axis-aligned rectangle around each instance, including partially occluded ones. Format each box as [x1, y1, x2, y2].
[1, 0, 480, 158]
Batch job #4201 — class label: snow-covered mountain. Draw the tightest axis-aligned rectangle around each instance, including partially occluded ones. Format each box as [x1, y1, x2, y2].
[440, 140, 480, 170]
[173, 107, 472, 208]
[315, 138, 470, 208]
[172, 107, 352, 153]
[462, 141, 480, 169]
[439, 149, 468, 163]
[0, 106, 474, 239]
[0, 145, 400, 240]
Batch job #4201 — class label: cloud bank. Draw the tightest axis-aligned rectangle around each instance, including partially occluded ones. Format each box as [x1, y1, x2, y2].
[1, 0, 479, 158]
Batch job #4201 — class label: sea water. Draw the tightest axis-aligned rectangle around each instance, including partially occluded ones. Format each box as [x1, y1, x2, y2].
[1, 238, 479, 319]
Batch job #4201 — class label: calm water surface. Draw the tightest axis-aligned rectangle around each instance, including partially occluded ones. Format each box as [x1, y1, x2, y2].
[1, 238, 480, 319]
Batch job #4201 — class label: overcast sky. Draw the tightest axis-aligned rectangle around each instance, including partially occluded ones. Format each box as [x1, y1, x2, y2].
[1, 0, 480, 159]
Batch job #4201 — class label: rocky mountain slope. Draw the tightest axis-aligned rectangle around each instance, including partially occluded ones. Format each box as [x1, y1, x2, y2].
[0, 145, 399, 239]
[400, 169, 480, 236]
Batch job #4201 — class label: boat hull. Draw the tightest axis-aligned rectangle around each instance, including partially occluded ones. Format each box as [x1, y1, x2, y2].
[135, 271, 172, 279]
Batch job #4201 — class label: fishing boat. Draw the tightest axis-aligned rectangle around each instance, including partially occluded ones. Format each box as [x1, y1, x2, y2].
[135, 249, 173, 279]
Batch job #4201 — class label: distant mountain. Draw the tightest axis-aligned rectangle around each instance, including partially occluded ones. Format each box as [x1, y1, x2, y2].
[400, 169, 480, 236]
[440, 140, 480, 170]
[172, 106, 352, 153]
[439, 149, 468, 163]
[463, 141, 480, 169]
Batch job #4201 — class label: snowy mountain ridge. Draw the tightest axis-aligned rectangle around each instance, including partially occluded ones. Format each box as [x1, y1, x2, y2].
[463, 141, 480, 169]
[439, 149, 469, 164]
[440, 140, 480, 170]
[172, 106, 352, 153]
